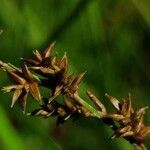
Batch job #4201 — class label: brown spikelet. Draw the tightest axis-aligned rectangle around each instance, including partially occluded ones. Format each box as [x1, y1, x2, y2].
[2, 63, 41, 111]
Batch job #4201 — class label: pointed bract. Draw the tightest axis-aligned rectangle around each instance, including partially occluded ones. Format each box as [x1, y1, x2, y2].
[0, 61, 16, 71]
[21, 58, 40, 66]
[20, 90, 28, 113]
[42, 42, 55, 58]
[106, 113, 125, 121]
[70, 72, 86, 92]
[2, 85, 23, 93]
[22, 64, 35, 82]
[87, 91, 106, 114]
[29, 82, 41, 101]
[105, 93, 120, 111]
[59, 53, 68, 70]
[33, 50, 42, 61]
[7, 71, 26, 84]
[11, 89, 22, 108]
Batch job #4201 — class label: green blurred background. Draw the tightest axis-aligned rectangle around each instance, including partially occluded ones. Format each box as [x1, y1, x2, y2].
[0, 0, 150, 150]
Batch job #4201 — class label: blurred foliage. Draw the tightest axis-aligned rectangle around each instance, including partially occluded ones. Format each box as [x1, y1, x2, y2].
[0, 0, 150, 150]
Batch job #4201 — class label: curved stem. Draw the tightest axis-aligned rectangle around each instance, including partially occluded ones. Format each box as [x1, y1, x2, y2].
[73, 94, 103, 118]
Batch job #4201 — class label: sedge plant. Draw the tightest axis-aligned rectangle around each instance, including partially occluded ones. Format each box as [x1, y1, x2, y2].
[0, 43, 150, 150]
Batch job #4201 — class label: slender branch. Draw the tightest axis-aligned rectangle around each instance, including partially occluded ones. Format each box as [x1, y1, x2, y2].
[73, 93, 103, 118]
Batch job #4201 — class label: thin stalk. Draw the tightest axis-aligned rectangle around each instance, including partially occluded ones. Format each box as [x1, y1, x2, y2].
[73, 94, 103, 118]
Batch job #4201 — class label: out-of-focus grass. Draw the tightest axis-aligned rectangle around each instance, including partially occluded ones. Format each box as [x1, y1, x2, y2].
[0, 0, 150, 150]
[132, 0, 150, 26]
[0, 106, 25, 150]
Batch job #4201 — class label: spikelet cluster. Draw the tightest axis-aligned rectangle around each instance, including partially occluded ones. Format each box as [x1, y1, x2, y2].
[0, 43, 149, 150]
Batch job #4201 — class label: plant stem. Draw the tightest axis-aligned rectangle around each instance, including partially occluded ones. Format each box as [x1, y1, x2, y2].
[73, 94, 103, 118]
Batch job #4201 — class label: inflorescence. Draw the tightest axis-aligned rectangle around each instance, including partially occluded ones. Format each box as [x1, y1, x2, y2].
[0, 43, 149, 150]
